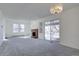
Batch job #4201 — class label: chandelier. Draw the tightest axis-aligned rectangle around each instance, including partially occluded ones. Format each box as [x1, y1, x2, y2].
[50, 4, 63, 15]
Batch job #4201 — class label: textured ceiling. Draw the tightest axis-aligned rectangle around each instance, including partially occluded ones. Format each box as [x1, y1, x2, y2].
[0, 3, 79, 20]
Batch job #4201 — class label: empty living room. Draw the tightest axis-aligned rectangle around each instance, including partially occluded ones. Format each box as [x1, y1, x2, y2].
[0, 3, 79, 56]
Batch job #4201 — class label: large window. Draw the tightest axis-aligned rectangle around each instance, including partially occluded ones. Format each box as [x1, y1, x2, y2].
[13, 24, 25, 33]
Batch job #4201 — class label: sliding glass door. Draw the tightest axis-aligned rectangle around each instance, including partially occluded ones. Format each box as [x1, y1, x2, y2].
[45, 23, 50, 40]
[45, 19, 60, 41]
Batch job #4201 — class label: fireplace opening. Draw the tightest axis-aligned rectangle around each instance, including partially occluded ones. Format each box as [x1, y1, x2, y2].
[32, 32, 36, 36]
[31, 29, 38, 38]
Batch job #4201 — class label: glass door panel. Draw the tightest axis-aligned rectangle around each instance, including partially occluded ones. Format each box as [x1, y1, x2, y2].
[50, 24, 59, 40]
[45, 19, 60, 41]
[45, 25, 50, 40]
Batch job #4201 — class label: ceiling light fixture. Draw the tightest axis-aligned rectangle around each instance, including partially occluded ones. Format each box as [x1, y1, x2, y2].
[50, 4, 63, 15]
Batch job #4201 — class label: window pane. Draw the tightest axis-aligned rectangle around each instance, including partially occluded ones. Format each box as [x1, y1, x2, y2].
[13, 24, 19, 33]
[20, 24, 25, 32]
[20, 24, 24, 28]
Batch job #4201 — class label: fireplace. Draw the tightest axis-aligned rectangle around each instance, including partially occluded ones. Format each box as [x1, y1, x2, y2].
[31, 29, 38, 38]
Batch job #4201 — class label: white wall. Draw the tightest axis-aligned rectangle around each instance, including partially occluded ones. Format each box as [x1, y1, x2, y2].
[31, 20, 40, 29]
[60, 7, 79, 49]
[0, 10, 5, 46]
[5, 19, 31, 37]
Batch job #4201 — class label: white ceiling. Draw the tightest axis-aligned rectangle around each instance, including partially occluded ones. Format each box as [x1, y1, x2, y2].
[0, 3, 79, 20]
